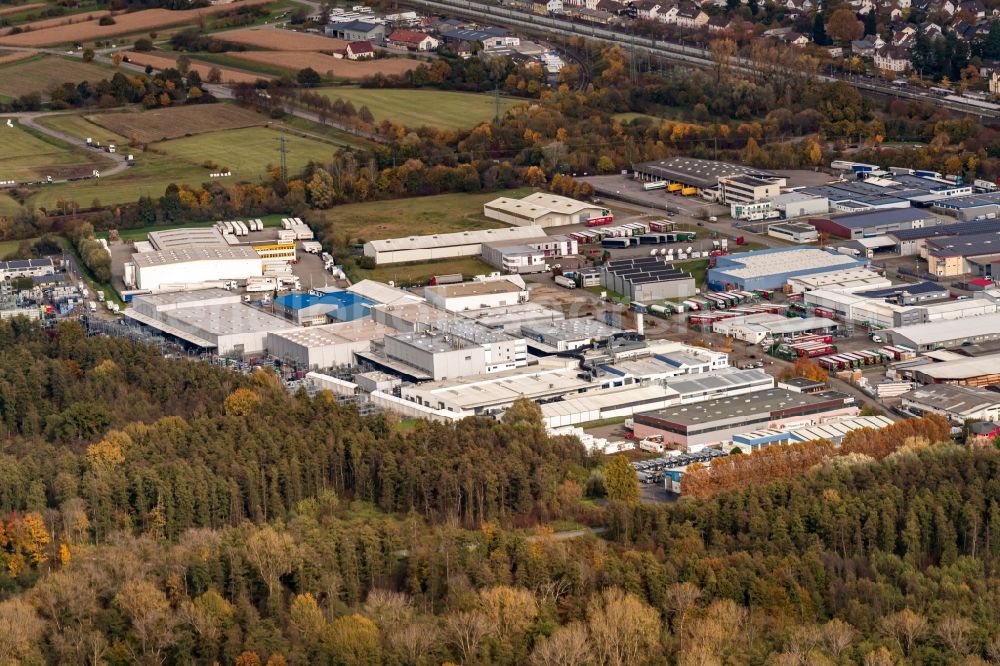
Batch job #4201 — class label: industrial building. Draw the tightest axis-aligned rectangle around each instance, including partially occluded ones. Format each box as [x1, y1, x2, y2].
[128, 246, 263, 291]
[718, 175, 783, 204]
[347, 280, 424, 306]
[363, 226, 544, 265]
[400, 358, 591, 416]
[888, 219, 1000, 256]
[483, 192, 611, 228]
[370, 300, 457, 332]
[631, 388, 858, 449]
[601, 257, 695, 302]
[806, 289, 995, 329]
[147, 227, 228, 251]
[461, 302, 564, 332]
[886, 313, 1000, 350]
[540, 368, 773, 429]
[480, 234, 578, 274]
[596, 341, 730, 385]
[926, 231, 1000, 277]
[900, 383, 1000, 422]
[910, 353, 1000, 386]
[630, 157, 781, 193]
[265, 319, 390, 369]
[424, 277, 528, 312]
[125, 289, 297, 355]
[271, 291, 376, 326]
[786, 268, 890, 294]
[371, 320, 527, 381]
[0, 258, 54, 281]
[932, 191, 1000, 221]
[730, 415, 894, 450]
[767, 222, 819, 244]
[707, 247, 868, 291]
[521, 317, 622, 354]
[712, 313, 839, 344]
[798, 171, 970, 212]
[771, 192, 829, 218]
[808, 208, 939, 239]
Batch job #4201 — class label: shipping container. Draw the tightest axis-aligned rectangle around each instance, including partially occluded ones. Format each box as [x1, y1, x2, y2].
[667, 183, 683, 192]
[681, 187, 697, 196]
[643, 180, 668, 191]
[429, 274, 463, 286]
[586, 215, 614, 227]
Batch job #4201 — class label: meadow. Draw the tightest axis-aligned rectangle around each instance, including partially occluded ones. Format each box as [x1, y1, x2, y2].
[0, 55, 114, 99]
[318, 187, 529, 242]
[314, 87, 525, 130]
[346, 255, 495, 286]
[151, 126, 340, 176]
[87, 105, 267, 143]
[1, 123, 103, 181]
[35, 113, 127, 144]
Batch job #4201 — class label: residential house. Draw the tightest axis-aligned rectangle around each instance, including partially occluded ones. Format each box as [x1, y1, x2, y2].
[707, 15, 730, 32]
[959, 0, 986, 16]
[634, 0, 662, 19]
[921, 21, 944, 40]
[575, 5, 615, 21]
[673, 1, 708, 28]
[851, 34, 885, 57]
[874, 44, 912, 71]
[892, 25, 916, 46]
[345, 41, 375, 59]
[989, 69, 1000, 95]
[387, 29, 439, 51]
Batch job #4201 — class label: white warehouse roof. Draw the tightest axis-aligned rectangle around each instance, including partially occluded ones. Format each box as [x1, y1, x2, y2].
[485, 193, 598, 218]
[366, 226, 543, 253]
[888, 313, 1000, 346]
[913, 353, 1000, 380]
[717, 248, 862, 280]
[132, 245, 260, 267]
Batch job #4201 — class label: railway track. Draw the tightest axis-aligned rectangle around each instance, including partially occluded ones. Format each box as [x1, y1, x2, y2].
[401, 0, 1000, 119]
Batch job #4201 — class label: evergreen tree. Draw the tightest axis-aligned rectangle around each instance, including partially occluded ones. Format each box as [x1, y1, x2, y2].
[864, 9, 877, 36]
[605, 456, 640, 504]
[813, 12, 830, 46]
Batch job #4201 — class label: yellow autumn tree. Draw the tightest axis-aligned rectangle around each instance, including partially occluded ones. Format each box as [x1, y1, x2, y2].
[225, 388, 262, 417]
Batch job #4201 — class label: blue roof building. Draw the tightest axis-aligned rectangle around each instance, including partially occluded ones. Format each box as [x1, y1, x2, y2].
[273, 291, 375, 326]
[708, 247, 868, 291]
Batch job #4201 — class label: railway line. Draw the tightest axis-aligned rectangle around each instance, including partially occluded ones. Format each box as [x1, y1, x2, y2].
[402, 0, 1000, 119]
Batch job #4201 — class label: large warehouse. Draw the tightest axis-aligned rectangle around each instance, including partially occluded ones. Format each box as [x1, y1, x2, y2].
[130, 246, 263, 291]
[889, 220, 1000, 256]
[483, 192, 611, 228]
[926, 231, 1000, 277]
[424, 277, 528, 312]
[911, 353, 1000, 387]
[808, 208, 940, 239]
[631, 157, 780, 193]
[363, 226, 543, 265]
[125, 289, 297, 355]
[266, 319, 390, 369]
[272, 291, 376, 326]
[631, 388, 859, 449]
[886, 313, 1000, 350]
[601, 257, 695, 302]
[707, 247, 868, 291]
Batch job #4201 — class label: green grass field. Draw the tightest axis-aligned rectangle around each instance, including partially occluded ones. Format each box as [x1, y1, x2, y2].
[152, 126, 340, 176]
[29, 125, 343, 210]
[346, 256, 495, 287]
[0, 56, 114, 99]
[319, 187, 530, 244]
[2, 122, 98, 181]
[35, 112, 127, 144]
[313, 87, 525, 130]
[0, 238, 33, 258]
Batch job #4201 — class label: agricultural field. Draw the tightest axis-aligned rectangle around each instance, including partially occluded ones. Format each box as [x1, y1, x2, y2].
[217, 27, 347, 51]
[35, 113, 127, 144]
[0, 9, 109, 36]
[125, 51, 269, 84]
[0, 50, 34, 65]
[87, 104, 267, 143]
[0, 3, 44, 18]
[152, 126, 339, 176]
[0, 0, 270, 46]
[314, 87, 525, 130]
[317, 188, 529, 243]
[0, 122, 106, 181]
[0, 55, 114, 99]
[231, 51, 418, 80]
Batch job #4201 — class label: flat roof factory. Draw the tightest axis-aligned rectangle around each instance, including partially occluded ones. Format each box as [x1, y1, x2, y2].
[631, 157, 779, 190]
[707, 247, 868, 291]
[886, 313, 1000, 351]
